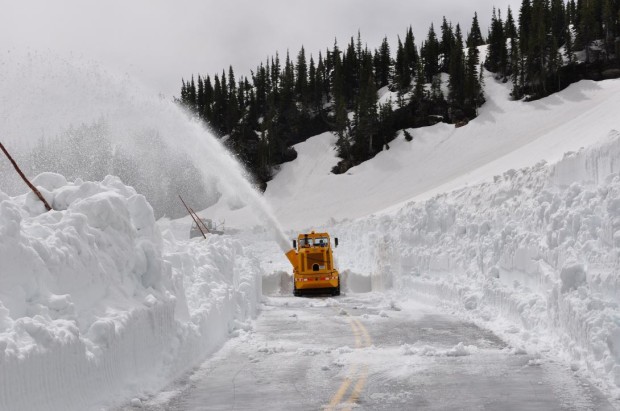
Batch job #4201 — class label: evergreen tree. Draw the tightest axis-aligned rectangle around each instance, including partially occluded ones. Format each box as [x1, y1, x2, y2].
[404, 26, 419, 79]
[448, 24, 466, 106]
[196, 76, 205, 117]
[332, 40, 350, 162]
[465, 40, 483, 113]
[505, 7, 519, 80]
[486, 8, 508, 77]
[188, 76, 197, 111]
[295, 46, 309, 106]
[352, 50, 378, 159]
[440, 17, 454, 72]
[212, 74, 226, 134]
[528, 0, 550, 94]
[226, 66, 239, 135]
[422, 23, 440, 82]
[467, 12, 485, 47]
[602, 0, 617, 56]
[395, 37, 407, 90]
[413, 60, 427, 101]
[377, 36, 391, 88]
[519, 0, 533, 85]
[550, 0, 567, 46]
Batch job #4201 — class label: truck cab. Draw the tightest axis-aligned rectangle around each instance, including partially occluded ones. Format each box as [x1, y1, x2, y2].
[285, 231, 340, 297]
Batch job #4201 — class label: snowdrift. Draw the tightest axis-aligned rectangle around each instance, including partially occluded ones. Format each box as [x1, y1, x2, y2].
[0, 174, 262, 411]
[335, 130, 620, 398]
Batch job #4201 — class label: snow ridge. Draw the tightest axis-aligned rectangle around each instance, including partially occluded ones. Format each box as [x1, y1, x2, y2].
[336, 130, 620, 398]
[0, 174, 262, 411]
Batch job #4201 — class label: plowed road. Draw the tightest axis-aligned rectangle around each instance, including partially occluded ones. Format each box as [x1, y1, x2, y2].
[122, 293, 615, 410]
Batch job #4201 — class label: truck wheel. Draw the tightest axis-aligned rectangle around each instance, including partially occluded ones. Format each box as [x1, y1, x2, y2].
[332, 284, 340, 296]
[294, 285, 301, 297]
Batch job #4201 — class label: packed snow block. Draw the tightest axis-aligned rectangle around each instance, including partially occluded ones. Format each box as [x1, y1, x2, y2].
[0, 174, 263, 411]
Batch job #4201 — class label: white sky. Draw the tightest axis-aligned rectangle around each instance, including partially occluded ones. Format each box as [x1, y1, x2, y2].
[1, 0, 520, 98]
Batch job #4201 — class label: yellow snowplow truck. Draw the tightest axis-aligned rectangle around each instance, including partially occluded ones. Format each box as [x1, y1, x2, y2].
[285, 231, 340, 297]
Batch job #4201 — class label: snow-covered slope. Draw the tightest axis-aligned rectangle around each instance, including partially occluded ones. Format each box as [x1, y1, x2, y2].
[0, 174, 262, 411]
[208, 77, 620, 231]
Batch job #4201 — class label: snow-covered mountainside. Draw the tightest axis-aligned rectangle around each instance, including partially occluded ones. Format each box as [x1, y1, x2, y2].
[2, 74, 620, 409]
[206, 78, 620, 231]
[0, 174, 262, 411]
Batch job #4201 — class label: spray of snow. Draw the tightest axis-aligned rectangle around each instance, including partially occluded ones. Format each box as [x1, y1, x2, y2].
[0, 49, 290, 251]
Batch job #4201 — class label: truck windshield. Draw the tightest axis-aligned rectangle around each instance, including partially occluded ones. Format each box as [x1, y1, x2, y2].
[299, 237, 328, 247]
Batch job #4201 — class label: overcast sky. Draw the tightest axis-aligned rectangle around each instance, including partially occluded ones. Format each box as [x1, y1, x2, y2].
[2, 0, 520, 98]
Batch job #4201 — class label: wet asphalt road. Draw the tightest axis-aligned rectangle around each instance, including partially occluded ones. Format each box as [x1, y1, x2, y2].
[121, 293, 616, 411]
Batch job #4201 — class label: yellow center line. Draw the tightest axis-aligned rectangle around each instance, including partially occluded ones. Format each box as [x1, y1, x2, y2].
[325, 314, 374, 411]
[342, 318, 372, 410]
[325, 317, 362, 410]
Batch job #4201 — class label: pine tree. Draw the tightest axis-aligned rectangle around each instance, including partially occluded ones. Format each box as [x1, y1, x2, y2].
[332, 40, 350, 161]
[440, 17, 454, 72]
[196, 76, 205, 117]
[404, 26, 419, 79]
[212, 74, 226, 135]
[467, 12, 485, 47]
[519, 0, 533, 89]
[352, 50, 378, 159]
[576, 0, 599, 62]
[602, 0, 617, 56]
[296, 46, 309, 107]
[395, 36, 407, 90]
[203, 76, 213, 121]
[486, 8, 508, 77]
[308, 55, 318, 111]
[422, 23, 440, 82]
[465, 40, 483, 113]
[376, 37, 391, 89]
[342, 37, 358, 107]
[188, 76, 197, 111]
[413, 60, 427, 101]
[448, 24, 466, 106]
[226, 67, 239, 135]
[505, 6, 519, 80]
[527, 0, 550, 95]
[550, 0, 567, 46]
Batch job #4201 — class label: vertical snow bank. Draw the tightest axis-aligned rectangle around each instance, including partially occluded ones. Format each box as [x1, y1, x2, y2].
[336, 130, 620, 400]
[0, 174, 262, 411]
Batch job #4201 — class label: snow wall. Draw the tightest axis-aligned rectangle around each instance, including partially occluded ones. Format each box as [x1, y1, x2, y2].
[336, 130, 620, 398]
[0, 174, 262, 411]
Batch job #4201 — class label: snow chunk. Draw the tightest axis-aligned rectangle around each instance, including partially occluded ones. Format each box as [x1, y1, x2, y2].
[446, 342, 476, 357]
[31, 172, 67, 192]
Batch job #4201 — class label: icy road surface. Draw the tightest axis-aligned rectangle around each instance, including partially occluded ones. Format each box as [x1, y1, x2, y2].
[127, 294, 614, 411]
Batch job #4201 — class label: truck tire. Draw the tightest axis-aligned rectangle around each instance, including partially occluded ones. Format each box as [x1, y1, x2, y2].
[294, 285, 301, 297]
[332, 284, 340, 296]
